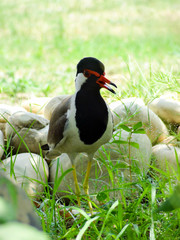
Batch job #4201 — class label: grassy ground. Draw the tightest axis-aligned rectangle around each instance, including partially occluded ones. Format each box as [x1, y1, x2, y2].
[0, 0, 180, 239]
[0, 0, 179, 101]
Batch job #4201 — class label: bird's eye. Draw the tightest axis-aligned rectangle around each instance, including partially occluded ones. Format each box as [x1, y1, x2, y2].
[83, 70, 91, 78]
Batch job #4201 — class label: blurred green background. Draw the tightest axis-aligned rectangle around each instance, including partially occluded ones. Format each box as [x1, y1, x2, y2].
[0, 0, 179, 101]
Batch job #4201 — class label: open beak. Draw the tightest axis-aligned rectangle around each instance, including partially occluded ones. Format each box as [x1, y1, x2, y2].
[83, 69, 117, 94]
[96, 75, 117, 94]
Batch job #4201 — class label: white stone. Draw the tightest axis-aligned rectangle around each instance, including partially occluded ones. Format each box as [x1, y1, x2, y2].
[11, 125, 49, 155]
[49, 153, 85, 195]
[110, 97, 145, 112]
[0, 130, 4, 159]
[6, 111, 49, 137]
[49, 153, 114, 197]
[0, 153, 49, 197]
[43, 95, 69, 120]
[5, 112, 49, 154]
[0, 123, 6, 138]
[0, 105, 26, 137]
[160, 136, 177, 146]
[0, 104, 12, 123]
[0, 104, 26, 123]
[49, 129, 152, 198]
[152, 144, 180, 174]
[96, 129, 152, 177]
[22, 97, 51, 115]
[149, 97, 180, 124]
[110, 98, 169, 144]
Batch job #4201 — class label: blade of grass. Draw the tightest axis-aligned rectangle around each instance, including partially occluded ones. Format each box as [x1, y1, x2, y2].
[115, 224, 130, 240]
[76, 216, 100, 240]
[98, 200, 119, 240]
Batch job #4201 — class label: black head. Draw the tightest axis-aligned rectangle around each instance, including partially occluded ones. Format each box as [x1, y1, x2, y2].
[76, 57, 105, 76]
[75, 57, 117, 94]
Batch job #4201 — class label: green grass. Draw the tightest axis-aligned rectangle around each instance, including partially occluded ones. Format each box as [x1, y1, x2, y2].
[0, 0, 179, 100]
[0, 0, 180, 239]
[36, 154, 180, 240]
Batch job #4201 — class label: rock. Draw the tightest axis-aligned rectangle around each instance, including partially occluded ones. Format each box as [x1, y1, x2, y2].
[149, 96, 180, 124]
[0, 130, 4, 159]
[49, 129, 152, 198]
[152, 144, 180, 174]
[49, 153, 110, 197]
[0, 153, 49, 198]
[11, 125, 49, 155]
[0, 104, 26, 123]
[0, 104, 26, 137]
[6, 111, 49, 137]
[6, 112, 49, 154]
[0, 123, 6, 139]
[0, 172, 42, 230]
[160, 136, 177, 146]
[110, 98, 169, 144]
[0, 104, 12, 123]
[96, 129, 152, 177]
[43, 95, 69, 120]
[110, 97, 145, 113]
[22, 97, 51, 115]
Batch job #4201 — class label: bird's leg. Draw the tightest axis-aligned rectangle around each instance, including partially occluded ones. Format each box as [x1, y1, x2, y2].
[83, 155, 93, 214]
[68, 154, 81, 206]
[72, 164, 81, 206]
[83, 161, 92, 195]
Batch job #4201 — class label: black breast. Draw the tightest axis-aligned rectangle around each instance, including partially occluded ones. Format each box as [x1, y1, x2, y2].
[75, 89, 108, 145]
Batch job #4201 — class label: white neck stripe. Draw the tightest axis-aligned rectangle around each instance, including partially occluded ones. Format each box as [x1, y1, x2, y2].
[75, 73, 87, 92]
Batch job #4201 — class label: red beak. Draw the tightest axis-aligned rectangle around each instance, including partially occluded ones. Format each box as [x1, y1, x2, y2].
[83, 69, 117, 94]
[96, 75, 117, 94]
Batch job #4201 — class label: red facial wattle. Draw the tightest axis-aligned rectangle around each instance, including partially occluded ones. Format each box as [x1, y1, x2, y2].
[83, 69, 117, 94]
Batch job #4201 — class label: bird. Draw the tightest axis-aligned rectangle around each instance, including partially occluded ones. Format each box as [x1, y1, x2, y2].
[45, 57, 117, 212]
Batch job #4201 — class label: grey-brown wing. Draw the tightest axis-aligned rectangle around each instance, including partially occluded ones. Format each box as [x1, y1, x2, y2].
[47, 96, 71, 147]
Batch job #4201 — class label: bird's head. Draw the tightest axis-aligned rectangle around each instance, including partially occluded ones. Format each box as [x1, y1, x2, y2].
[75, 57, 117, 94]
